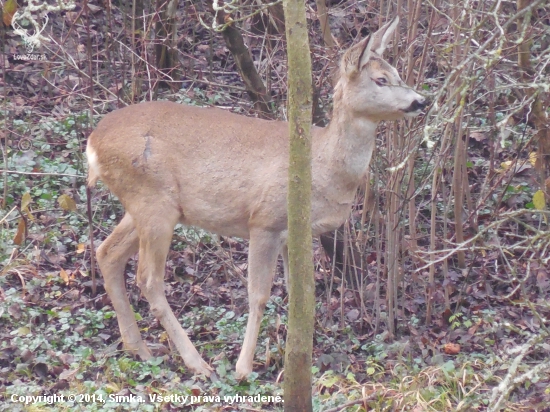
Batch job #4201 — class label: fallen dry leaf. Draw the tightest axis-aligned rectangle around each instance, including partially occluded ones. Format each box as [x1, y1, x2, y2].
[58, 194, 77, 211]
[59, 268, 70, 284]
[443, 343, 461, 355]
[470, 131, 486, 142]
[13, 218, 26, 245]
[2, 0, 18, 27]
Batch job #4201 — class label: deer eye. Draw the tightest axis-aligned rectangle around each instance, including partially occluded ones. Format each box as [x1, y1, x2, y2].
[375, 77, 388, 86]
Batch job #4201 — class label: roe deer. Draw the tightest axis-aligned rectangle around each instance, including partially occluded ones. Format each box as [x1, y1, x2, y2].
[86, 16, 427, 378]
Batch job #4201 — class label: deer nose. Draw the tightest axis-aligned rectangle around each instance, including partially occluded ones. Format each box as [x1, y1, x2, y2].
[416, 96, 430, 110]
[405, 97, 429, 113]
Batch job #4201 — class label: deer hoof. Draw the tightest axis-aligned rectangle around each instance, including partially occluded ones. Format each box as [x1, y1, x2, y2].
[234, 362, 252, 380]
[188, 358, 213, 377]
[124, 341, 153, 361]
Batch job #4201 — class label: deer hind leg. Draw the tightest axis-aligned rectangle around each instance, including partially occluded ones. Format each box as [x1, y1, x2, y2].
[235, 229, 282, 379]
[97, 213, 151, 359]
[135, 211, 212, 376]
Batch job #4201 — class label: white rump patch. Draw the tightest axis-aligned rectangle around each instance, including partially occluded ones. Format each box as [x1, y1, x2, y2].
[86, 144, 101, 177]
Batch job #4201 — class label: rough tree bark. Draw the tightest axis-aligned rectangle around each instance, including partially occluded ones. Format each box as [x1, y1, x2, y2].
[212, 3, 273, 118]
[126, 0, 144, 102]
[315, 0, 335, 47]
[282, 1, 314, 411]
[517, 0, 550, 195]
[450, 0, 467, 269]
[155, 0, 179, 90]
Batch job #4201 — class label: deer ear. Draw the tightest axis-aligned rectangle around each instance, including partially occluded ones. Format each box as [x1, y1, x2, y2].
[370, 16, 399, 56]
[341, 34, 375, 77]
[341, 17, 399, 78]
[356, 34, 375, 71]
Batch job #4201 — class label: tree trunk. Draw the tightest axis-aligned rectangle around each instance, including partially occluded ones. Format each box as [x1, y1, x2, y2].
[212, 3, 273, 118]
[282, 1, 314, 411]
[129, 0, 144, 102]
[155, 0, 179, 90]
[517, 0, 550, 194]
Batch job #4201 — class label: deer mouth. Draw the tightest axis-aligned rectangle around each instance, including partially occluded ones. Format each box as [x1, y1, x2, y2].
[403, 98, 429, 115]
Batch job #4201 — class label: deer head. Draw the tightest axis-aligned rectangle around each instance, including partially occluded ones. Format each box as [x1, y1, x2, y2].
[335, 17, 427, 122]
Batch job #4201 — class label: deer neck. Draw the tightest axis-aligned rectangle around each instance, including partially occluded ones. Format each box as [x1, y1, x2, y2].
[314, 104, 378, 195]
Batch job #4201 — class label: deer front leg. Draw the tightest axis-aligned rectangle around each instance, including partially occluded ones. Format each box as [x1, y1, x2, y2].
[97, 213, 151, 359]
[235, 229, 282, 379]
[135, 213, 212, 376]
